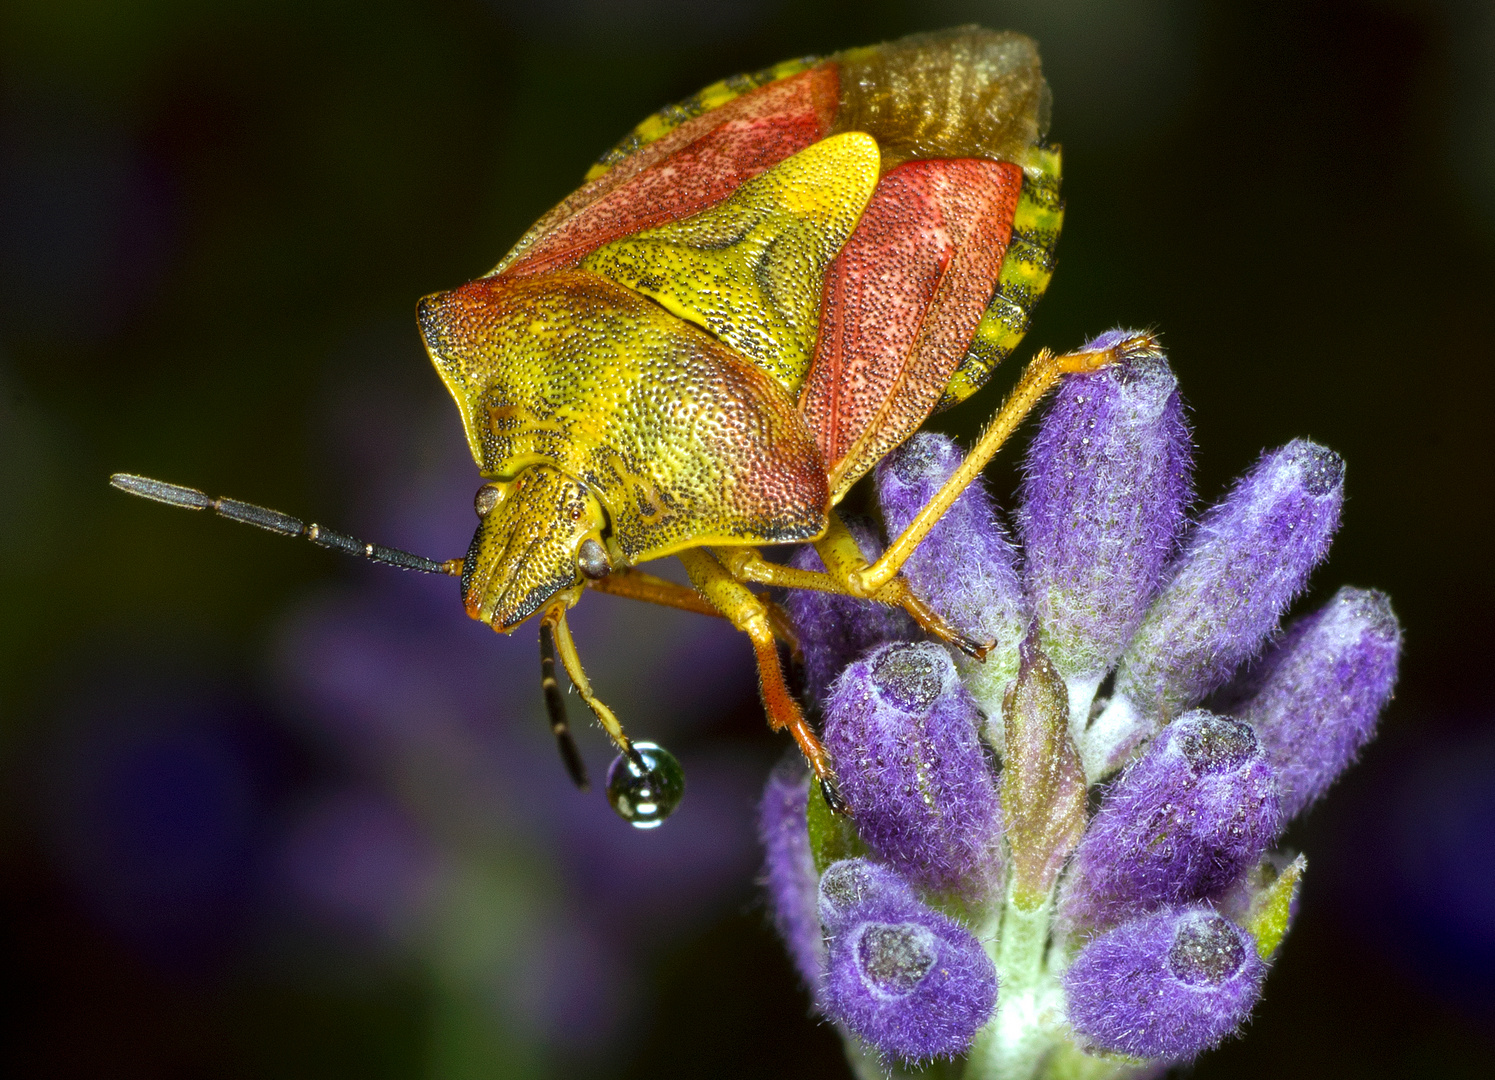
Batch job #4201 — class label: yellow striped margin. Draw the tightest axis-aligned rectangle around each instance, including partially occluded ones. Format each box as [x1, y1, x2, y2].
[937, 143, 1064, 411]
[583, 56, 821, 182]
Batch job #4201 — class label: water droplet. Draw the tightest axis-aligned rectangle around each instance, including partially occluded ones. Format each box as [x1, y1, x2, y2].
[606, 742, 684, 828]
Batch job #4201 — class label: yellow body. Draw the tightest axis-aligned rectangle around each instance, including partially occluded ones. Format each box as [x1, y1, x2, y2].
[418, 30, 1061, 633]
[116, 29, 1118, 808]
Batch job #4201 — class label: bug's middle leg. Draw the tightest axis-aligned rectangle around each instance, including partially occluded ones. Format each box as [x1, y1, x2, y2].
[541, 601, 645, 768]
[677, 548, 843, 810]
[807, 512, 994, 660]
[710, 534, 989, 660]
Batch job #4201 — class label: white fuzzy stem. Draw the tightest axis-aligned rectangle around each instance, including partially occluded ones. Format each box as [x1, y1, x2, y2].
[1078, 695, 1148, 783]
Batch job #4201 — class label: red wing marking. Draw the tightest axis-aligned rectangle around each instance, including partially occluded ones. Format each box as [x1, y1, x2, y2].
[500, 67, 840, 279]
[798, 158, 1023, 496]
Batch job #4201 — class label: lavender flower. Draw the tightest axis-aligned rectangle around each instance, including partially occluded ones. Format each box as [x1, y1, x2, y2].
[819, 859, 998, 1061]
[1018, 332, 1193, 719]
[1062, 710, 1281, 931]
[1234, 586, 1401, 817]
[1092, 439, 1345, 772]
[1064, 905, 1267, 1060]
[758, 332, 1400, 1077]
[822, 641, 1001, 890]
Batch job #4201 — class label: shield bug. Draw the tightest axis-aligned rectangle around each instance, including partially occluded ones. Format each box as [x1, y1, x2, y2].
[112, 27, 1142, 825]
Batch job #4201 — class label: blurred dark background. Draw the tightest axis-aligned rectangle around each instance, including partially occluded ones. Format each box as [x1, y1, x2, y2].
[2, 1, 1493, 1077]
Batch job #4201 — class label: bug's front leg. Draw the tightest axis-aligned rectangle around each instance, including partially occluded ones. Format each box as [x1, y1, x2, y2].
[585, 564, 799, 652]
[540, 599, 643, 767]
[677, 548, 844, 811]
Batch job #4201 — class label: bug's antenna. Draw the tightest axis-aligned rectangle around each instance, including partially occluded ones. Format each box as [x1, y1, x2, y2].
[109, 473, 462, 577]
[539, 622, 590, 790]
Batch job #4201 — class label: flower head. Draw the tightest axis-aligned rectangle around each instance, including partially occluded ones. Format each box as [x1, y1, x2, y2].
[1064, 905, 1267, 1060]
[819, 857, 998, 1061]
[822, 641, 1002, 890]
[759, 332, 1401, 1076]
[1061, 710, 1282, 932]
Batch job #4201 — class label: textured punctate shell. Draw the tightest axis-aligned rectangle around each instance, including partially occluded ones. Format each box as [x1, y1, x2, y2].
[423, 28, 1063, 632]
[444, 29, 1059, 507]
[800, 157, 1022, 496]
[420, 271, 830, 565]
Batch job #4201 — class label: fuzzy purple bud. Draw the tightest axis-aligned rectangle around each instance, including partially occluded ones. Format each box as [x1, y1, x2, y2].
[758, 758, 825, 992]
[822, 880, 997, 1061]
[823, 642, 1001, 890]
[1096, 440, 1344, 764]
[1234, 587, 1401, 819]
[817, 857, 919, 931]
[1064, 710, 1281, 930]
[1065, 905, 1266, 1060]
[784, 517, 918, 705]
[876, 434, 1026, 710]
[1018, 334, 1192, 698]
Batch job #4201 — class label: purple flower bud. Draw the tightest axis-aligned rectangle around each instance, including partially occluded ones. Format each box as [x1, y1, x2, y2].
[784, 517, 918, 705]
[1063, 710, 1281, 931]
[1018, 334, 1192, 706]
[823, 885, 997, 1061]
[1234, 587, 1401, 819]
[823, 642, 1001, 889]
[758, 758, 825, 993]
[817, 857, 919, 934]
[1064, 905, 1266, 1060]
[876, 434, 1027, 711]
[1094, 440, 1344, 767]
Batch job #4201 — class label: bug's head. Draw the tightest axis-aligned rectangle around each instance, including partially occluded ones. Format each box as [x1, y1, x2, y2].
[462, 464, 612, 631]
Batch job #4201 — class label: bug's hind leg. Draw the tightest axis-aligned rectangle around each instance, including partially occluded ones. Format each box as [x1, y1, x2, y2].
[677, 548, 845, 812]
[852, 333, 1155, 598]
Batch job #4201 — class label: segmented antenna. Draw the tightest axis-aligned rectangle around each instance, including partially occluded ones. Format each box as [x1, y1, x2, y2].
[109, 473, 460, 577]
[539, 622, 591, 790]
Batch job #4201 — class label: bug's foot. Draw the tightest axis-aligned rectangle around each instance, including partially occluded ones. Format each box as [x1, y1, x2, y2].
[947, 630, 995, 662]
[885, 579, 993, 660]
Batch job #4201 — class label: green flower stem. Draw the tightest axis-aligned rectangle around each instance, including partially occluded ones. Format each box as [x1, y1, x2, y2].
[964, 883, 1062, 1080]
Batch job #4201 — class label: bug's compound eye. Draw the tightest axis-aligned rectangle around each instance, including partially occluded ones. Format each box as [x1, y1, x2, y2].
[474, 483, 504, 517]
[576, 537, 611, 580]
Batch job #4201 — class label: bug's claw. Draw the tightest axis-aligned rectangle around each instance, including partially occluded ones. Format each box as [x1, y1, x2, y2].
[951, 631, 994, 661]
[820, 775, 850, 816]
[885, 579, 993, 660]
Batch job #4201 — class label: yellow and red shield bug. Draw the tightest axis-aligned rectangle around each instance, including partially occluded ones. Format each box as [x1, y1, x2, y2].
[112, 27, 1146, 826]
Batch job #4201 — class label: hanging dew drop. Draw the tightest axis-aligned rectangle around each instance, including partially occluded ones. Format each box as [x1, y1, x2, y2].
[606, 742, 685, 828]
